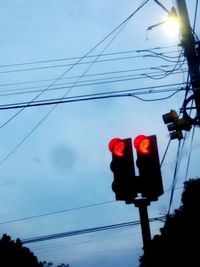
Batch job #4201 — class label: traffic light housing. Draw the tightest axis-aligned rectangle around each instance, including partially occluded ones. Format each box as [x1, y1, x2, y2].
[134, 135, 163, 201]
[162, 110, 192, 140]
[108, 138, 137, 203]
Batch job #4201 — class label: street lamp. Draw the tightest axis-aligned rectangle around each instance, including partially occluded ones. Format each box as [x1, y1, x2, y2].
[147, 6, 180, 38]
[162, 7, 180, 37]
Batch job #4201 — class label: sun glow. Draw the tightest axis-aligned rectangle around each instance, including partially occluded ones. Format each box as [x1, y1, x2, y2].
[163, 11, 180, 37]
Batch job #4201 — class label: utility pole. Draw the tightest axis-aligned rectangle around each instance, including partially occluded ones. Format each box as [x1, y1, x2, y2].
[134, 198, 151, 253]
[176, 0, 200, 124]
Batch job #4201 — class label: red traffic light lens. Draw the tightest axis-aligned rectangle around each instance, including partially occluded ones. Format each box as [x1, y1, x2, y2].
[108, 138, 125, 157]
[134, 135, 150, 155]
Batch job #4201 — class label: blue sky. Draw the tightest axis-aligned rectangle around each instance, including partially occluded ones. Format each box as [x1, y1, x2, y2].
[0, 1, 199, 266]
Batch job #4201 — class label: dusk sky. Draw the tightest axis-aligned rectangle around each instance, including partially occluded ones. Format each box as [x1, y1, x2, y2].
[0, 1, 199, 266]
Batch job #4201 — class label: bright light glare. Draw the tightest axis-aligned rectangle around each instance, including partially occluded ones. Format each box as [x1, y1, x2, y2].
[134, 135, 150, 155]
[163, 17, 180, 37]
[108, 138, 125, 157]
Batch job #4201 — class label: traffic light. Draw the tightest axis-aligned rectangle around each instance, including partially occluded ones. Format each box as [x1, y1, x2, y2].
[162, 110, 192, 140]
[134, 135, 163, 201]
[108, 138, 137, 203]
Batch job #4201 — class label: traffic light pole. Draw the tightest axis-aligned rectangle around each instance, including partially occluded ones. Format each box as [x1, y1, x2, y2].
[176, 0, 200, 120]
[134, 198, 151, 253]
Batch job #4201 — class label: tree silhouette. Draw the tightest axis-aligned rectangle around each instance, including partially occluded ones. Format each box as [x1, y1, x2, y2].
[0, 234, 70, 267]
[0, 234, 43, 266]
[139, 178, 200, 267]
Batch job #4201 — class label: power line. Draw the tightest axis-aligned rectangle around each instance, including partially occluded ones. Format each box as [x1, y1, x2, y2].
[0, 1, 147, 133]
[0, 83, 186, 111]
[193, 0, 199, 33]
[167, 140, 182, 215]
[0, 201, 115, 225]
[0, 46, 178, 69]
[0, 52, 183, 74]
[0, 68, 188, 97]
[0, 63, 187, 90]
[22, 216, 165, 244]
[0, 184, 184, 226]
[0, 0, 152, 167]
[0, 63, 183, 89]
[160, 139, 171, 167]
[0, 62, 187, 135]
[0, 84, 184, 163]
[184, 126, 195, 181]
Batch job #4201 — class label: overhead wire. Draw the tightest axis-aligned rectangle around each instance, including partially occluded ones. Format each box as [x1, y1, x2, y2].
[193, 0, 199, 33]
[181, 0, 199, 109]
[0, 184, 184, 226]
[165, 62, 196, 215]
[0, 0, 197, 260]
[179, 0, 200, 183]
[165, 73, 191, 215]
[183, 95, 196, 182]
[132, 88, 182, 102]
[145, 50, 182, 59]
[160, 139, 171, 167]
[0, 69, 188, 98]
[22, 216, 165, 244]
[166, 0, 199, 215]
[0, 0, 151, 166]
[0, 46, 178, 69]
[143, 49, 185, 80]
[22, 5, 200, 256]
[0, 65, 187, 136]
[143, 51, 184, 63]
[0, 84, 186, 111]
[0, 61, 184, 90]
[184, 125, 195, 181]
[163, 7, 196, 206]
[0, 51, 182, 74]
[0, 200, 115, 225]
[167, 140, 182, 215]
[0, 0, 149, 131]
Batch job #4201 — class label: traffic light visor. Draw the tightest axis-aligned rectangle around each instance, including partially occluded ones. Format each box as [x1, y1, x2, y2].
[134, 135, 150, 155]
[108, 138, 125, 157]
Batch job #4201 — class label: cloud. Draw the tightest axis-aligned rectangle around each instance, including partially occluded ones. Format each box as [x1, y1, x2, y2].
[50, 144, 76, 172]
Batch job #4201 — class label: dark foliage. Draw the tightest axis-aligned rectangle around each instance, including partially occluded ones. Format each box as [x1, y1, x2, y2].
[139, 178, 200, 267]
[0, 234, 43, 267]
[0, 234, 70, 267]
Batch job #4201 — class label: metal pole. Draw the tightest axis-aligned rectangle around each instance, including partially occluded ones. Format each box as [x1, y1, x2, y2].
[135, 198, 151, 253]
[176, 0, 200, 119]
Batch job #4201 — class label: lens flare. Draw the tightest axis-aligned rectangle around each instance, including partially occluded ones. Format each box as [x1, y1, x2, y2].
[163, 16, 180, 37]
[108, 138, 125, 157]
[134, 135, 150, 155]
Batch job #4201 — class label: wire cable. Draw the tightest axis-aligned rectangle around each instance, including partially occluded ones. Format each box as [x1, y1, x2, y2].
[0, 183, 183, 226]
[0, 85, 186, 111]
[22, 216, 165, 244]
[193, 0, 199, 33]
[167, 140, 182, 215]
[0, 67, 187, 98]
[0, 70, 187, 98]
[143, 49, 185, 80]
[160, 139, 171, 167]
[0, 0, 150, 166]
[184, 126, 195, 181]
[0, 46, 178, 69]
[0, 200, 115, 225]
[0, 52, 182, 74]
[0, 1, 148, 131]
[0, 62, 183, 90]
[132, 89, 182, 102]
